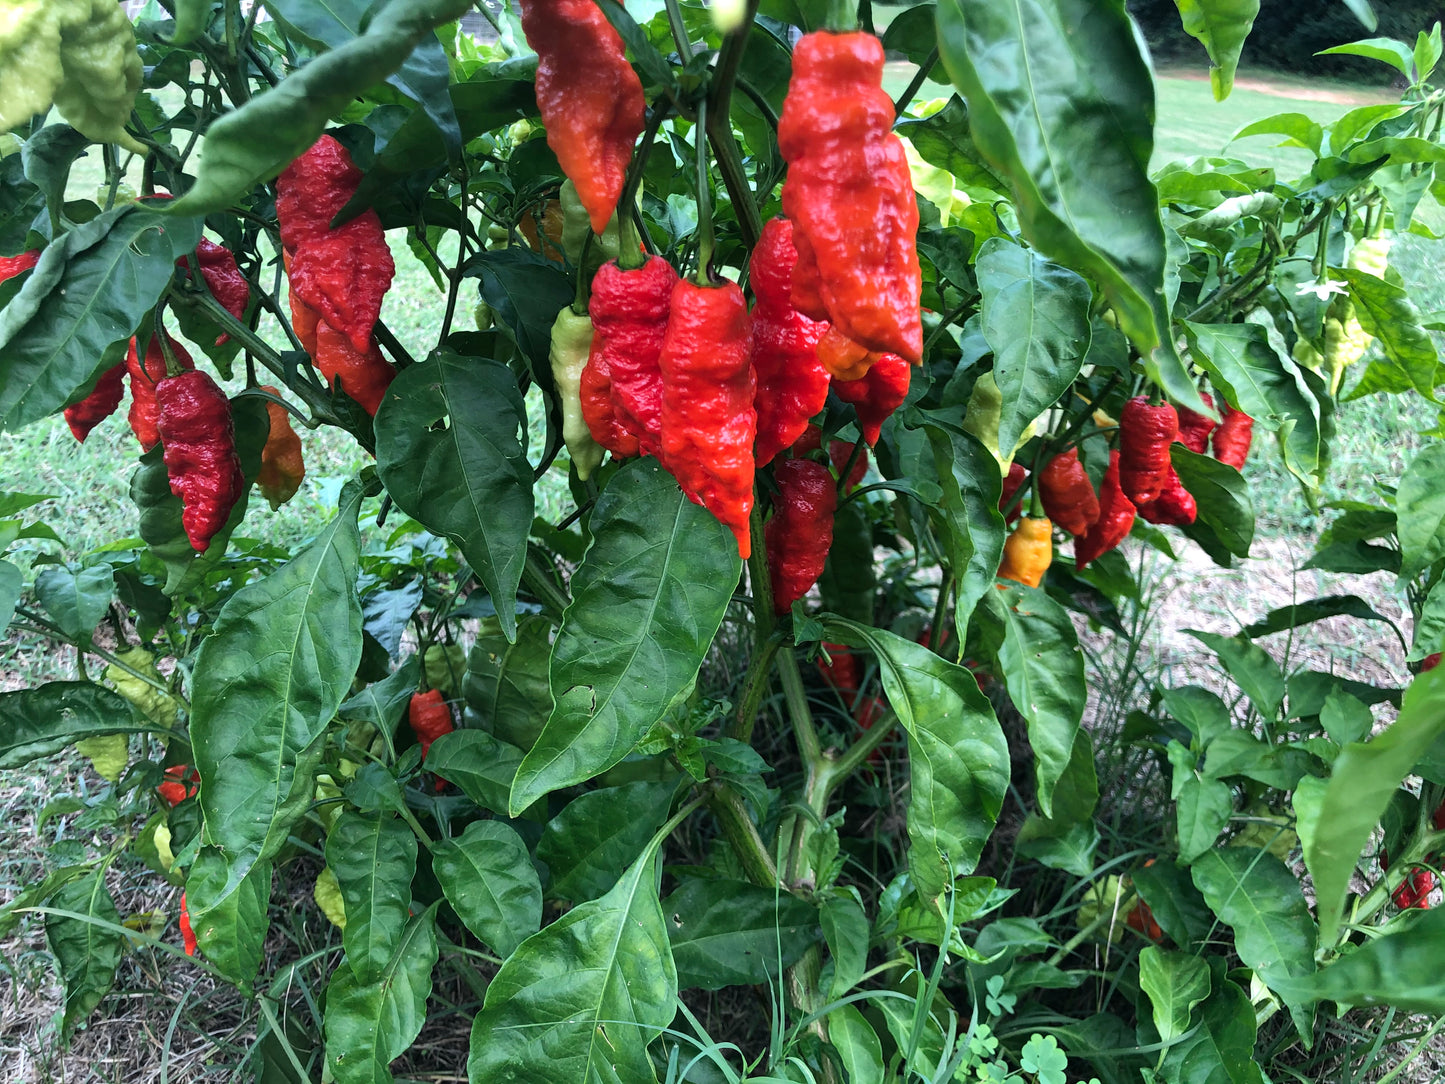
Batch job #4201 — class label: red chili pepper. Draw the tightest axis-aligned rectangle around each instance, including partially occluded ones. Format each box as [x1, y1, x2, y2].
[1074, 450, 1136, 569]
[258, 390, 306, 511]
[156, 764, 200, 808]
[1126, 900, 1164, 942]
[999, 461, 1027, 525]
[766, 458, 837, 614]
[817, 641, 860, 707]
[64, 363, 126, 443]
[1425, 653, 1443, 674]
[0, 250, 39, 280]
[585, 255, 677, 458]
[815, 326, 874, 381]
[579, 358, 641, 460]
[1038, 449, 1100, 537]
[1136, 470, 1197, 526]
[1118, 396, 1179, 505]
[788, 425, 868, 491]
[519, 0, 645, 235]
[1212, 402, 1254, 470]
[1176, 391, 1216, 455]
[1392, 867, 1436, 910]
[751, 218, 830, 467]
[658, 278, 756, 558]
[831, 351, 910, 447]
[179, 892, 198, 957]
[313, 322, 395, 416]
[778, 32, 923, 362]
[277, 135, 395, 354]
[156, 369, 246, 553]
[127, 334, 195, 451]
[408, 688, 454, 759]
[187, 238, 251, 346]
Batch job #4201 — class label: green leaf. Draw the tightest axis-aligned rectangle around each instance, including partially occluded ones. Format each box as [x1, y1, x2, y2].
[1163, 685, 1232, 747]
[1318, 36, 1416, 79]
[184, 852, 271, 988]
[166, 0, 473, 215]
[324, 909, 439, 1084]
[464, 614, 552, 750]
[375, 353, 533, 642]
[828, 1003, 886, 1084]
[1140, 945, 1211, 1046]
[33, 564, 114, 645]
[467, 846, 676, 1083]
[934, 0, 1206, 413]
[920, 420, 1007, 640]
[0, 558, 19, 633]
[895, 96, 1006, 193]
[422, 729, 525, 815]
[510, 461, 740, 814]
[1158, 960, 1266, 1084]
[1190, 849, 1317, 1018]
[975, 238, 1093, 452]
[1277, 905, 1445, 1012]
[1241, 594, 1392, 639]
[1396, 444, 1445, 585]
[820, 893, 869, 998]
[1319, 689, 1374, 745]
[465, 247, 575, 374]
[1172, 0, 1261, 99]
[1341, 267, 1439, 403]
[46, 870, 123, 1037]
[992, 583, 1085, 816]
[0, 682, 146, 768]
[339, 655, 421, 740]
[1185, 630, 1285, 720]
[1306, 664, 1445, 943]
[1170, 742, 1234, 862]
[824, 621, 1008, 898]
[1172, 445, 1254, 560]
[1184, 321, 1326, 495]
[325, 813, 417, 984]
[0, 205, 202, 431]
[432, 820, 541, 958]
[537, 780, 675, 903]
[1133, 858, 1215, 950]
[1016, 732, 1101, 876]
[663, 877, 819, 991]
[189, 483, 364, 937]
[1411, 577, 1445, 660]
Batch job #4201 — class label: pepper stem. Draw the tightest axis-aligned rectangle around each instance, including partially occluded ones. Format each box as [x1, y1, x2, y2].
[618, 104, 668, 271]
[693, 99, 716, 286]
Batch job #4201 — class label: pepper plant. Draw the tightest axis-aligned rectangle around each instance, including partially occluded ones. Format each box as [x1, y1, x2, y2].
[2, 0, 1445, 1081]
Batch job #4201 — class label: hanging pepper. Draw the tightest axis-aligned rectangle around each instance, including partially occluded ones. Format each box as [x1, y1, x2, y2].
[64, 363, 125, 443]
[790, 425, 867, 491]
[658, 278, 756, 557]
[778, 32, 923, 362]
[156, 764, 200, 808]
[1176, 392, 1215, 455]
[559, 178, 623, 272]
[519, 197, 567, 261]
[766, 458, 837, 614]
[815, 326, 874, 381]
[0, 249, 38, 281]
[751, 218, 831, 467]
[1038, 449, 1100, 537]
[1212, 402, 1253, 470]
[1136, 471, 1197, 527]
[831, 351, 910, 447]
[408, 689, 453, 759]
[1118, 396, 1179, 506]
[518, 0, 645, 234]
[1125, 900, 1164, 943]
[999, 461, 1026, 525]
[998, 515, 1052, 588]
[579, 358, 640, 460]
[1074, 451, 1136, 569]
[127, 334, 195, 451]
[313, 324, 395, 416]
[155, 368, 245, 553]
[550, 306, 605, 480]
[257, 389, 305, 510]
[277, 135, 395, 354]
[186, 238, 250, 345]
[179, 892, 197, 957]
[585, 255, 677, 457]
[816, 641, 860, 707]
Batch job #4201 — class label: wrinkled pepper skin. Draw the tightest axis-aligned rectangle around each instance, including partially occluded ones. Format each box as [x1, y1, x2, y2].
[766, 458, 837, 614]
[998, 516, 1052, 588]
[778, 31, 922, 362]
[658, 279, 756, 558]
[277, 135, 395, 354]
[751, 219, 830, 467]
[258, 389, 305, 511]
[408, 688, 453, 759]
[1212, 403, 1253, 470]
[519, 0, 645, 235]
[282, 251, 394, 416]
[1074, 451, 1136, 569]
[156, 764, 200, 807]
[64, 362, 125, 442]
[0, 249, 39, 281]
[831, 351, 910, 447]
[127, 334, 194, 451]
[815, 325, 873, 381]
[790, 425, 867, 491]
[1392, 866, 1435, 910]
[549, 307, 605, 481]
[1176, 391, 1215, 455]
[1039, 449, 1100, 537]
[156, 369, 245, 553]
[579, 358, 640, 460]
[1136, 470, 1196, 526]
[999, 461, 1026, 524]
[1118, 396, 1179, 505]
[189, 238, 250, 345]
[586, 255, 677, 456]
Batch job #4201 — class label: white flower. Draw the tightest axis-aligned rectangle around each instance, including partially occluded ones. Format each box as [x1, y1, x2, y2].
[1295, 279, 1349, 301]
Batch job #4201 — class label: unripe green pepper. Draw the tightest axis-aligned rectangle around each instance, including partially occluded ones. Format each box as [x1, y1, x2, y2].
[52, 0, 146, 154]
[549, 306, 604, 480]
[560, 178, 622, 272]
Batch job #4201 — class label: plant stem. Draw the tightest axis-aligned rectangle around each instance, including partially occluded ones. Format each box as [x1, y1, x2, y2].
[705, 0, 763, 248]
[730, 634, 781, 742]
[893, 49, 938, 117]
[708, 781, 779, 886]
[523, 547, 570, 617]
[693, 99, 716, 283]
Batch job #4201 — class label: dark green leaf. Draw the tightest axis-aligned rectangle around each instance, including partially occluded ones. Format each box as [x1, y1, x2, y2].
[1158, 961, 1266, 1084]
[1303, 538, 1400, 574]
[46, 870, 123, 1036]
[1172, 0, 1261, 99]
[1173, 445, 1254, 559]
[1277, 905, 1445, 1012]
[423, 729, 525, 815]
[184, 852, 271, 987]
[510, 461, 740, 814]
[1241, 594, 1393, 639]
[1185, 630, 1285, 720]
[1163, 685, 1232, 747]
[339, 655, 422, 740]
[1318, 36, 1415, 78]
[1170, 742, 1234, 862]
[432, 820, 541, 957]
[0, 558, 19, 632]
[1139, 945, 1211, 1045]
[664, 877, 819, 991]
[1134, 858, 1215, 950]
[820, 892, 869, 998]
[463, 613, 552, 750]
[0, 683, 146, 768]
[921, 420, 1007, 639]
[1396, 444, 1445, 585]
[895, 97, 1005, 192]
[1342, 267, 1438, 403]
[325, 813, 417, 984]
[537, 780, 675, 903]
[465, 247, 574, 373]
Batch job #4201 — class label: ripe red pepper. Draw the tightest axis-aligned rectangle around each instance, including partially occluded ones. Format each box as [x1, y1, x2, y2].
[1074, 450, 1137, 569]
[815, 326, 874, 381]
[156, 369, 245, 553]
[1176, 391, 1216, 455]
[1038, 449, 1100, 537]
[156, 764, 200, 807]
[1393, 867, 1436, 910]
[408, 689, 453, 759]
[778, 32, 923, 362]
[519, 0, 645, 235]
[187, 238, 251, 346]
[766, 458, 837, 614]
[281, 250, 394, 416]
[1212, 402, 1254, 470]
[179, 892, 198, 957]
[258, 390, 306, 510]
[585, 255, 677, 458]
[127, 334, 195, 451]
[1118, 396, 1179, 505]
[1126, 900, 1164, 942]
[999, 461, 1027, 525]
[831, 351, 910, 447]
[658, 278, 756, 558]
[790, 425, 867, 491]
[277, 135, 395, 355]
[64, 363, 126, 443]
[0, 250, 39, 280]
[998, 516, 1053, 588]
[751, 218, 830, 467]
[817, 641, 860, 707]
[1136, 470, 1197, 526]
